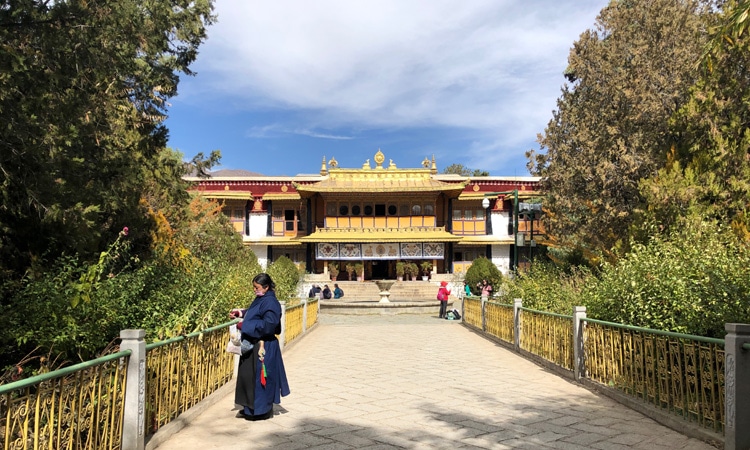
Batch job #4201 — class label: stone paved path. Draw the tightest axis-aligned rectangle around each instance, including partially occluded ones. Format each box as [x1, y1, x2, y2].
[152, 314, 718, 449]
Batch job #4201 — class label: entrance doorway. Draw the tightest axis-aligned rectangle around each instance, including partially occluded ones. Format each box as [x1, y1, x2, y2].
[370, 260, 389, 279]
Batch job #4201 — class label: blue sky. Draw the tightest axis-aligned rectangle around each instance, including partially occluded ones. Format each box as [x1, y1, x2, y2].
[166, 0, 609, 177]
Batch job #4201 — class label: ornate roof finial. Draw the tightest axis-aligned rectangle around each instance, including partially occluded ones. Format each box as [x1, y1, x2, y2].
[422, 157, 430, 168]
[320, 156, 328, 176]
[329, 157, 338, 168]
[388, 159, 397, 169]
[374, 149, 385, 169]
[362, 159, 371, 169]
[431, 154, 437, 174]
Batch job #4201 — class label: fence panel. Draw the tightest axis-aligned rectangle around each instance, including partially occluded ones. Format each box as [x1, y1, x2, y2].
[583, 319, 725, 433]
[284, 303, 304, 345]
[463, 298, 482, 328]
[485, 302, 514, 344]
[519, 308, 574, 370]
[144, 322, 235, 434]
[0, 352, 129, 450]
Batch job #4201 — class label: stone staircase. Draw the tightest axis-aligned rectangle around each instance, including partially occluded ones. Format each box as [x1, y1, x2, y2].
[320, 280, 444, 302]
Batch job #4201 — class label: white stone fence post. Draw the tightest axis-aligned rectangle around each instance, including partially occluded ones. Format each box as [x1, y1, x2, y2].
[724, 323, 750, 450]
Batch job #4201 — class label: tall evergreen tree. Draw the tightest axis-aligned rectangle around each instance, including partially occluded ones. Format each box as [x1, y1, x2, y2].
[0, 0, 215, 279]
[528, 0, 715, 259]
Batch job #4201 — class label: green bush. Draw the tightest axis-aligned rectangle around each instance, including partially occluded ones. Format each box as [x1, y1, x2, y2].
[499, 262, 590, 315]
[464, 257, 503, 296]
[267, 256, 303, 303]
[582, 220, 750, 337]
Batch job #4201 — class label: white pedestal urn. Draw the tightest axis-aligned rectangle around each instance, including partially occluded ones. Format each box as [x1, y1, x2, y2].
[374, 280, 395, 303]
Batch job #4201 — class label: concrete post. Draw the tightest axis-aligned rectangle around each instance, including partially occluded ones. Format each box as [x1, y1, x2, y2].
[513, 298, 522, 352]
[302, 298, 308, 334]
[572, 306, 587, 381]
[725, 323, 750, 450]
[120, 329, 146, 450]
[279, 301, 287, 350]
[481, 297, 487, 332]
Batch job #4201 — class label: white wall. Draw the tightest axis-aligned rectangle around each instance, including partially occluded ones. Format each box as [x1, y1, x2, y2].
[248, 244, 269, 268]
[247, 212, 267, 239]
[491, 244, 512, 275]
[489, 210, 512, 238]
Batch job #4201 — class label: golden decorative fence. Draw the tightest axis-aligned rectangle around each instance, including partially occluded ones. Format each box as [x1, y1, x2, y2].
[485, 301, 514, 344]
[144, 322, 235, 434]
[583, 318, 725, 433]
[463, 298, 482, 328]
[306, 299, 319, 331]
[0, 352, 129, 450]
[519, 308, 574, 370]
[284, 302, 305, 345]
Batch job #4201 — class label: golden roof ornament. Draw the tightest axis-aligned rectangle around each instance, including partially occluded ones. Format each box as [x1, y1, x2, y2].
[320, 156, 328, 176]
[422, 157, 430, 168]
[431, 155, 437, 174]
[362, 159, 371, 169]
[329, 157, 338, 168]
[388, 159, 397, 169]
[374, 149, 385, 169]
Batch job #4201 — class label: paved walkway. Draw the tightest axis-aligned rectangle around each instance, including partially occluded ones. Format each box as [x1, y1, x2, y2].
[153, 314, 717, 450]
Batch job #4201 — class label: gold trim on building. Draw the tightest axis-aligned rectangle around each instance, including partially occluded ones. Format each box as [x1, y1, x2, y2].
[298, 227, 461, 243]
[261, 193, 302, 201]
[192, 191, 254, 200]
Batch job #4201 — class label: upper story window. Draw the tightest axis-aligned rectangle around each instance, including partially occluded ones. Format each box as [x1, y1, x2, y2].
[327, 201, 436, 217]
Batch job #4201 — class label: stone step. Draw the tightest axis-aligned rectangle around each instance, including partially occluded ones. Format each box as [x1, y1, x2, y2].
[317, 280, 450, 302]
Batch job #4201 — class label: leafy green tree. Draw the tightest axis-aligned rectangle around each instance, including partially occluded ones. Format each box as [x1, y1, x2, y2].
[443, 164, 489, 177]
[464, 257, 503, 296]
[528, 0, 714, 259]
[0, 0, 215, 279]
[663, 1, 750, 240]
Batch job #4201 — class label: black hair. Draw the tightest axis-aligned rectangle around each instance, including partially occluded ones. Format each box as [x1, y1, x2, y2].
[252, 273, 276, 291]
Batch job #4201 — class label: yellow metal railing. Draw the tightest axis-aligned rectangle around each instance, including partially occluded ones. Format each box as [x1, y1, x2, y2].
[463, 298, 482, 328]
[284, 302, 305, 345]
[0, 352, 129, 450]
[519, 308, 574, 370]
[583, 319, 725, 432]
[306, 299, 319, 331]
[145, 322, 235, 434]
[485, 301, 514, 344]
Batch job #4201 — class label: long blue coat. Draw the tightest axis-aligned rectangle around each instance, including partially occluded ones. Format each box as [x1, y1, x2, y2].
[235, 291, 290, 415]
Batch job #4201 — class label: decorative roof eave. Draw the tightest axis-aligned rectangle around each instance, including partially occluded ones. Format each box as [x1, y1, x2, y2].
[293, 181, 467, 195]
[261, 193, 301, 201]
[242, 236, 305, 246]
[457, 236, 515, 245]
[190, 191, 254, 200]
[297, 228, 463, 243]
[457, 190, 542, 201]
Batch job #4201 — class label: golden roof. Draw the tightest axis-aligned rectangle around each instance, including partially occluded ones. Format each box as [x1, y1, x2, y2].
[457, 236, 515, 245]
[242, 236, 304, 246]
[295, 151, 466, 194]
[297, 227, 462, 243]
[190, 191, 254, 200]
[262, 193, 301, 201]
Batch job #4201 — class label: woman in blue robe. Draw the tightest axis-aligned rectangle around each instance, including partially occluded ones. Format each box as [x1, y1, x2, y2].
[232, 273, 290, 420]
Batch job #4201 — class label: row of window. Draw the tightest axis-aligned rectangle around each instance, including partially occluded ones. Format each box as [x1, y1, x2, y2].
[452, 209, 485, 221]
[227, 205, 490, 223]
[326, 202, 435, 217]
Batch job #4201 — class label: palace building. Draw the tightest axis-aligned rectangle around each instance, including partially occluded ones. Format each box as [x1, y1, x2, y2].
[186, 150, 543, 280]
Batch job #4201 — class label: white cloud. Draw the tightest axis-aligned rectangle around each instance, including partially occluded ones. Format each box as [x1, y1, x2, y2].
[182, 0, 608, 172]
